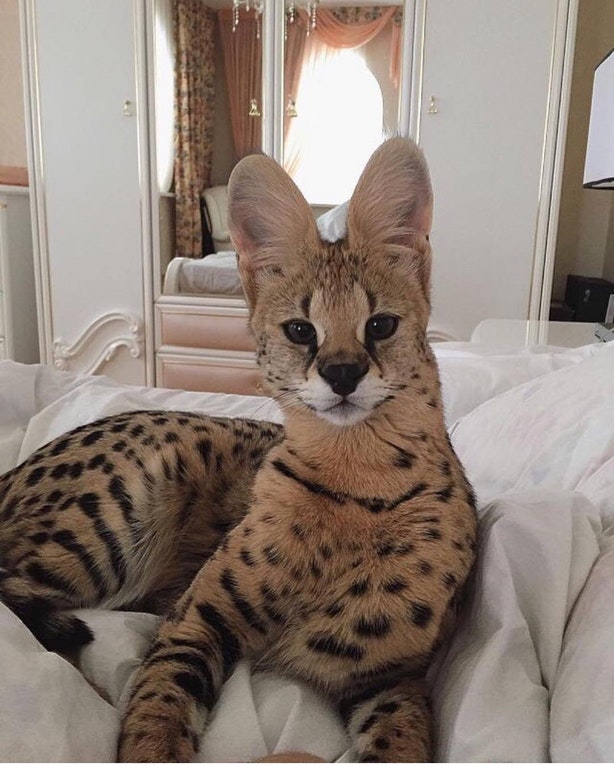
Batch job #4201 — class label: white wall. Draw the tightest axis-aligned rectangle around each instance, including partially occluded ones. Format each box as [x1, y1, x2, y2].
[552, 0, 614, 300]
[0, 0, 27, 167]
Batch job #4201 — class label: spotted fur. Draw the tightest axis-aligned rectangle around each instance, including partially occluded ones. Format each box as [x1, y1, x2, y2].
[0, 411, 282, 652]
[117, 139, 477, 762]
[0, 138, 477, 762]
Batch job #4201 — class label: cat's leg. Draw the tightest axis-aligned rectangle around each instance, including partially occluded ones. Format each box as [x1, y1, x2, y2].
[342, 678, 432, 762]
[0, 566, 94, 652]
[117, 534, 283, 762]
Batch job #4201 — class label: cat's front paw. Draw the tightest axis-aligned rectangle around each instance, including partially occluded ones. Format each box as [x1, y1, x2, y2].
[118, 720, 199, 763]
[354, 724, 431, 763]
[349, 690, 433, 763]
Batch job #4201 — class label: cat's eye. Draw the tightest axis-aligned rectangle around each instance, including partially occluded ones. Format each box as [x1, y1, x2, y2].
[366, 315, 398, 341]
[283, 320, 317, 345]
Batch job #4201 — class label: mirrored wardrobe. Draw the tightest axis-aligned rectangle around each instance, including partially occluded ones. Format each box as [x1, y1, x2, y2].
[20, 0, 578, 392]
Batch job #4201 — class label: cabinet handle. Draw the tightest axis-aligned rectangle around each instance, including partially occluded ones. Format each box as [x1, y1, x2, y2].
[427, 96, 438, 114]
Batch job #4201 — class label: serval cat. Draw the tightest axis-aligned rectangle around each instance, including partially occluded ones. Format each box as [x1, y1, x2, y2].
[0, 138, 476, 762]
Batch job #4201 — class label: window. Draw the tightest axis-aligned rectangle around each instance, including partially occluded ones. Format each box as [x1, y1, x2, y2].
[284, 42, 385, 205]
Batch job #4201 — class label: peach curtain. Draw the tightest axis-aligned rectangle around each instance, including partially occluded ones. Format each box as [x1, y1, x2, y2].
[284, 16, 308, 140]
[303, 6, 402, 85]
[284, 7, 402, 176]
[310, 6, 396, 47]
[218, 9, 263, 160]
[173, 0, 216, 259]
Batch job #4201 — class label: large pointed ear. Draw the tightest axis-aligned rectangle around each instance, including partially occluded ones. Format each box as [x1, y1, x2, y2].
[347, 138, 433, 293]
[227, 154, 319, 309]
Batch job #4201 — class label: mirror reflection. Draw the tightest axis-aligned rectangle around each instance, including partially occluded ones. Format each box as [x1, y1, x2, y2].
[282, 3, 402, 205]
[154, 0, 404, 297]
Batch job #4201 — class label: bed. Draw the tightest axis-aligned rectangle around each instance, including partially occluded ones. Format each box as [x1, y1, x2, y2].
[1, 336, 613, 761]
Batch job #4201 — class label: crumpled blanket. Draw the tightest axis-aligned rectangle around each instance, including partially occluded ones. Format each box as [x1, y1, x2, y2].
[0, 341, 612, 762]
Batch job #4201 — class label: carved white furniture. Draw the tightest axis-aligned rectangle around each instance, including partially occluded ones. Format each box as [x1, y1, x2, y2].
[0, 185, 38, 364]
[21, 0, 152, 385]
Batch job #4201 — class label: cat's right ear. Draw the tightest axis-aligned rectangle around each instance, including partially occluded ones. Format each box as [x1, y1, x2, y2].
[228, 154, 319, 309]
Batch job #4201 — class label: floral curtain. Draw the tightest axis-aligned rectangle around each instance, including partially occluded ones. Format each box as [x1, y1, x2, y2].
[173, 0, 216, 259]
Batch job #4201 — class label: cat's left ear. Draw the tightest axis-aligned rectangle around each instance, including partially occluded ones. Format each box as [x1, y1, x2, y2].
[228, 154, 319, 309]
[347, 137, 433, 295]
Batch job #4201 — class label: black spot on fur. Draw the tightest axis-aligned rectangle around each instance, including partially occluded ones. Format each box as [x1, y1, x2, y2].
[197, 439, 212, 467]
[263, 545, 282, 565]
[50, 437, 71, 456]
[26, 466, 46, 486]
[26, 561, 74, 596]
[219, 569, 266, 633]
[376, 542, 395, 557]
[272, 459, 345, 504]
[69, 462, 84, 479]
[307, 634, 364, 661]
[417, 561, 433, 575]
[309, 560, 322, 579]
[382, 577, 407, 593]
[291, 523, 306, 541]
[409, 602, 433, 627]
[349, 578, 370, 596]
[394, 449, 415, 469]
[354, 615, 391, 638]
[443, 572, 457, 589]
[239, 548, 256, 567]
[196, 602, 240, 674]
[51, 463, 70, 479]
[375, 701, 400, 714]
[81, 430, 104, 446]
[173, 671, 213, 708]
[87, 454, 106, 470]
[436, 485, 454, 502]
[359, 714, 378, 733]
[324, 601, 344, 617]
[374, 737, 390, 750]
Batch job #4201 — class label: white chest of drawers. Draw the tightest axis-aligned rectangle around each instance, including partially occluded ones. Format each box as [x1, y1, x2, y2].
[0, 187, 39, 363]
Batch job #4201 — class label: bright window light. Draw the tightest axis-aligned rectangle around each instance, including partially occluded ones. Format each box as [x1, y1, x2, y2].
[285, 45, 385, 205]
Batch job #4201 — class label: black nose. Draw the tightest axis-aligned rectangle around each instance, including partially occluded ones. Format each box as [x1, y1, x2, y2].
[319, 362, 369, 396]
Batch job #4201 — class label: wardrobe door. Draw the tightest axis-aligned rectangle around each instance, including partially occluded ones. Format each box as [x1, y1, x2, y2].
[417, 0, 564, 341]
[25, 0, 152, 384]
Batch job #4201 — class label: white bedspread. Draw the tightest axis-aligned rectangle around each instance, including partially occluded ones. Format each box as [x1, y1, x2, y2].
[1, 340, 613, 762]
[168, 252, 244, 296]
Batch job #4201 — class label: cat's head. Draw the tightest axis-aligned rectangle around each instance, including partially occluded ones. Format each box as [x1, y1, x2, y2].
[228, 138, 433, 427]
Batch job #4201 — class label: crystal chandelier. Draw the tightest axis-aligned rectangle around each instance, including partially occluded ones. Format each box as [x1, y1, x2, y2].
[232, 0, 319, 38]
[232, 0, 264, 35]
[285, 0, 319, 36]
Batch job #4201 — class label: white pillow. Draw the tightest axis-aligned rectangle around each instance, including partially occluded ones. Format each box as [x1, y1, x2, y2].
[434, 342, 600, 427]
[449, 342, 614, 519]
